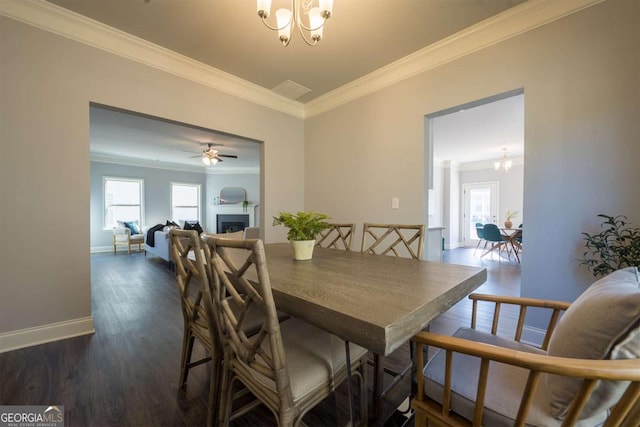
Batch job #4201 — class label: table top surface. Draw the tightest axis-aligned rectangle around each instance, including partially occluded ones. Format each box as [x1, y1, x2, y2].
[262, 243, 487, 355]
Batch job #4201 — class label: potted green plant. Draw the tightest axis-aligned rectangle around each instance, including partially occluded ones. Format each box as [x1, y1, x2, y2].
[504, 209, 519, 229]
[578, 214, 640, 277]
[273, 211, 331, 260]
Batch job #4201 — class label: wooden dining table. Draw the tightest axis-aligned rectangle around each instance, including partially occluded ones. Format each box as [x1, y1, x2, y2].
[261, 243, 487, 419]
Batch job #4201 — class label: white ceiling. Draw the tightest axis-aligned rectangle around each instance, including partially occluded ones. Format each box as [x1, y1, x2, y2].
[90, 106, 261, 171]
[433, 94, 524, 165]
[56, 1, 528, 169]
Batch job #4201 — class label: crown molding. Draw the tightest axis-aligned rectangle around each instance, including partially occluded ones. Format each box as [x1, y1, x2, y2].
[2, 0, 604, 120]
[91, 153, 207, 173]
[304, 0, 605, 118]
[459, 156, 524, 171]
[0, 0, 305, 119]
[205, 167, 260, 175]
[91, 153, 259, 174]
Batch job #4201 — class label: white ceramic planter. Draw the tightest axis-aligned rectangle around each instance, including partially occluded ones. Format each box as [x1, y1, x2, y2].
[290, 239, 316, 260]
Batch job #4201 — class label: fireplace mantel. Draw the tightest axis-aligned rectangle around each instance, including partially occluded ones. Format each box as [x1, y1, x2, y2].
[207, 204, 257, 233]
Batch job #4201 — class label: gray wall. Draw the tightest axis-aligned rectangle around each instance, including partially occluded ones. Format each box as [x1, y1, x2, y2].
[206, 173, 260, 207]
[305, 1, 640, 329]
[90, 161, 208, 250]
[0, 17, 304, 339]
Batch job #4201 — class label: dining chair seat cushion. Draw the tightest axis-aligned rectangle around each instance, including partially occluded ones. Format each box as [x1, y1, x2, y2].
[243, 317, 368, 403]
[546, 266, 640, 418]
[423, 327, 608, 427]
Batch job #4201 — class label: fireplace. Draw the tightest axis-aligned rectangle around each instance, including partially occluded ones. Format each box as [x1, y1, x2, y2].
[217, 214, 250, 233]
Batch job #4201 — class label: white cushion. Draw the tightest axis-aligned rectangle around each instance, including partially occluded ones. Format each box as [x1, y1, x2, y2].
[253, 318, 368, 402]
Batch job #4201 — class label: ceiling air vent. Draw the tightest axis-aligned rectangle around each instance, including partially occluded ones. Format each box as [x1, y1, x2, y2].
[271, 80, 311, 100]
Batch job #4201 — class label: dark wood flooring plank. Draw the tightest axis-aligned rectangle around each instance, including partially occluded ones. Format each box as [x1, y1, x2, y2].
[0, 247, 520, 426]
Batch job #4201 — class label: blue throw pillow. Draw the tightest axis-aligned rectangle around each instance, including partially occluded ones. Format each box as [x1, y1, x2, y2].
[124, 221, 141, 235]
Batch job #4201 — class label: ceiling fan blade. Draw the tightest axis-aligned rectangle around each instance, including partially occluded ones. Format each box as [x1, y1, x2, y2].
[217, 154, 238, 158]
[188, 154, 201, 158]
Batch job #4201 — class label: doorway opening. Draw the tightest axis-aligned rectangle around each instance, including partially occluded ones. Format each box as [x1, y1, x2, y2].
[424, 89, 524, 261]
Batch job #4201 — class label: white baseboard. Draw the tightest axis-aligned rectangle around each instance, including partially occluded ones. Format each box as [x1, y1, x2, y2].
[521, 325, 546, 347]
[445, 241, 463, 250]
[91, 246, 146, 253]
[0, 317, 95, 353]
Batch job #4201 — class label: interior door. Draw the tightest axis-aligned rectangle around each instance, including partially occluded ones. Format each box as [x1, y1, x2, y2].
[463, 182, 499, 246]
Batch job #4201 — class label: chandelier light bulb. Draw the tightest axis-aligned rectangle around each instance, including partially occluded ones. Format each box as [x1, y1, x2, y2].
[257, 0, 271, 17]
[319, 0, 333, 18]
[495, 148, 512, 172]
[276, 8, 292, 45]
[309, 7, 323, 41]
[257, 0, 332, 46]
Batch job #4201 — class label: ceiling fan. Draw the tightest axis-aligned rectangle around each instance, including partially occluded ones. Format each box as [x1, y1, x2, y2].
[189, 143, 238, 165]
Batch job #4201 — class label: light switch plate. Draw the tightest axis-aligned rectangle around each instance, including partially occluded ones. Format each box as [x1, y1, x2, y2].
[392, 197, 400, 209]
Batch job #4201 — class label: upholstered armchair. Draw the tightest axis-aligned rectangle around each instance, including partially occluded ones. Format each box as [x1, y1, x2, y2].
[112, 220, 144, 254]
[412, 267, 640, 426]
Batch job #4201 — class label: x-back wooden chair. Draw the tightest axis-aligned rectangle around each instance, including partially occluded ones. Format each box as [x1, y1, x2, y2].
[169, 229, 220, 427]
[360, 223, 426, 414]
[316, 223, 356, 250]
[207, 237, 369, 427]
[361, 223, 425, 259]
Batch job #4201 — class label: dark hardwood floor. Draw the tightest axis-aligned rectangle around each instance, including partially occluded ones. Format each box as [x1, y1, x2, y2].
[0, 247, 520, 426]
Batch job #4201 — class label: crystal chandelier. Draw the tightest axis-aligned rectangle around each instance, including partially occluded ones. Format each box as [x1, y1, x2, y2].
[494, 148, 513, 172]
[257, 0, 334, 46]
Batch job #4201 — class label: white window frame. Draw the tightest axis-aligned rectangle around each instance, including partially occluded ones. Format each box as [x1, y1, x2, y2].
[103, 177, 145, 230]
[171, 182, 201, 223]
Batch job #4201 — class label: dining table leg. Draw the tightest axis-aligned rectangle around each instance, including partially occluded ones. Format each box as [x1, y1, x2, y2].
[373, 353, 384, 419]
[345, 341, 355, 427]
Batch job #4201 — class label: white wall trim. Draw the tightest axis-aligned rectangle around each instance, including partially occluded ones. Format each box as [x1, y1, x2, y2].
[0, 317, 95, 353]
[521, 325, 546, 348]
[0, 0, 304, 119]
[1, 0, 604, 120]
[459, 156, 525, 171]
[91, 154, 259, 175]
[91, 245, 114, 253]
[445, 241, 464, 250]
[304, 0, 605, 118]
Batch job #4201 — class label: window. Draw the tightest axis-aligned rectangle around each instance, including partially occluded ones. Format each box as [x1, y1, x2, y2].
[104, 177, 144, 229]
[171, 183, 200, 223]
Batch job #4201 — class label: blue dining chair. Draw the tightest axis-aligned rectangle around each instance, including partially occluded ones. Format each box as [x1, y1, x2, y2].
[481, 223, 506, 260]
[474, 223, 486, 256]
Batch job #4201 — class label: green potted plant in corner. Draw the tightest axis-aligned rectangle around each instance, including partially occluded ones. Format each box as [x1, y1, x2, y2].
[578, 214, 640, 277]
[273, 211, 331, 260]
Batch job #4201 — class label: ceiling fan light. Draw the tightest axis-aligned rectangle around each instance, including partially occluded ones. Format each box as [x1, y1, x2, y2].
[202, 156, 211, 166]
[211, 157, 219, 165]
